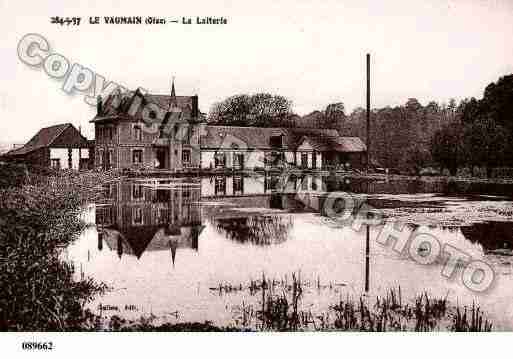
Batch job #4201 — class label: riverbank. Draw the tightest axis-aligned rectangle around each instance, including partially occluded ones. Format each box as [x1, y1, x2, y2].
[0, 168, 120, 330]
[82, 286, 493, 332]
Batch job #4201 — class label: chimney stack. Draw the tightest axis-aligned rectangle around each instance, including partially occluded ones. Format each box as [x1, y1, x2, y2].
[192, 95, 198, 119]
[97, 96, 103, 115]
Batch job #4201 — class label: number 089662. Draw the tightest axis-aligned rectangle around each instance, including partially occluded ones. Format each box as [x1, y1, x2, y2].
[22, 342, 54, 350]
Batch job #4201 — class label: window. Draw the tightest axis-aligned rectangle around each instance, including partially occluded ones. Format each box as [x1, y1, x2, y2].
[214, 177, 226, 196]
[266, 175, 279, 191]
[182, 149, 191, 164]
[214, 153, 226, 168]
[157, 208, 168, 224]
[301, 176, 308, 190]
[134, 125, 142, 141]
[301, 153, 308, 169]
[50, 158, 60, 169]
[99, 126, 113, 141]
[132, 184, 143, 200]
[234, 153, 244, 169]
[133, 149, 143, 164]
[233, 176, 244, 194]
[133, 207, 143, 225]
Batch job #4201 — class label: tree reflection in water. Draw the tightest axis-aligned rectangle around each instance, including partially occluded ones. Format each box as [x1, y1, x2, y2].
[215, 215, 293, 245]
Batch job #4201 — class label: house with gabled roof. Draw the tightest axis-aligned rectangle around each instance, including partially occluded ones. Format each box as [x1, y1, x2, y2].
[90, 80, 204, 171]
[2, 123, 91, 169]
[200, 125, 366, 170]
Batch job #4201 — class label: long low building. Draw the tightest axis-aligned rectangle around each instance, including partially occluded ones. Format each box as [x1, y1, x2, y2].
[200, 125, 366, 170]
[2, 123, 91, 170]
[90, 84, 366, 171]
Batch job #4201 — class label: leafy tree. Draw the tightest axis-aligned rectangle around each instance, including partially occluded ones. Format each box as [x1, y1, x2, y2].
[324, 102, 346, 129]
[208, 93, 293, 127]
[463, 117, 507, 177]
[431, 122, 464, 176]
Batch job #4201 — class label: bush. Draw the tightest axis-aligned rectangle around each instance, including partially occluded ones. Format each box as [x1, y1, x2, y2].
[0, 173, 110, 330]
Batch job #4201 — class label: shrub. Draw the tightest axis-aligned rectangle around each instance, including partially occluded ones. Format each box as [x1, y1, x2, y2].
[0, 172, 110, 330]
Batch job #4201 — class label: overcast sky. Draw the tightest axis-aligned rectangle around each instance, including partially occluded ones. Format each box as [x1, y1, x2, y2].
[1, 0, 512, 143]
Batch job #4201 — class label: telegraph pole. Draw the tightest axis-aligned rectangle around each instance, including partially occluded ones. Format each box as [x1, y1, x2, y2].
[365, 53, 371, 293]
[366, 53, 371, 172]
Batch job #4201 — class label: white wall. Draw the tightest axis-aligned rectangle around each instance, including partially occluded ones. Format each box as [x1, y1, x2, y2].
[201, 176, 267, 197]
[50, 147, 89, 169]
[201, 150, 265, 170]
[50, 148, 69, 169]
[285, 151, 294, 164]
[201, 151, 215, 169]
[81, 148, 89, 159]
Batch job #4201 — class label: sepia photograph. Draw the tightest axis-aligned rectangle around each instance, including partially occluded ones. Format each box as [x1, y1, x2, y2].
[1, 0, 513, 355]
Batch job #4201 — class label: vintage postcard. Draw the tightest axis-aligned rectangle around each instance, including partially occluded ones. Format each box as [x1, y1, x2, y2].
[1, 0, 513, 355]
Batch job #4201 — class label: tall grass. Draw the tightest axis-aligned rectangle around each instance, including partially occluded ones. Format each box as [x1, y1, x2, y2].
[0, 170, 116, 330]
[213, 273, 493, 332]
[452, 302, 493, 331]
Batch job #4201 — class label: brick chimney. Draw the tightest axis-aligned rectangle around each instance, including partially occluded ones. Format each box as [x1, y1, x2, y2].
[192, 95, 198, 119]
[97, 95, 103, 115]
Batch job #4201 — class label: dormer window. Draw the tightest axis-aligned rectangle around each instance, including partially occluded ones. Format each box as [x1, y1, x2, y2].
[134, 125, 142, 141]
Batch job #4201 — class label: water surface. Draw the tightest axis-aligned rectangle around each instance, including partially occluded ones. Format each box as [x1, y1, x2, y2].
[68, 174, 513, 329]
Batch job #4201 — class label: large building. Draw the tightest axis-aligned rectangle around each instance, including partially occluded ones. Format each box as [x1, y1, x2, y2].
[91, 83, 366, 172]
[2, 123, 91, 169]
[200, 125, 366, 170]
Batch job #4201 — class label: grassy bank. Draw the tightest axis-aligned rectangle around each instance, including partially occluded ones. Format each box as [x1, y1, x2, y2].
[90, 275, 493, 332]
[0, 166, 119, 330]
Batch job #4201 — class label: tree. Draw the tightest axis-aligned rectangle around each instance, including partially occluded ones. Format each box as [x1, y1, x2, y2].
[431, 122, 464, 176]
[208, 93, 293, 127]
[463, 117, 507, 178]
[404, 146, 430, 176]
[480, 75, 513, 164]
[324, 102, 346, 129]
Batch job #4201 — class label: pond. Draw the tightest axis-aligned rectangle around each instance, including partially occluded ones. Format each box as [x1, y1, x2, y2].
[67, 174, 513, 330]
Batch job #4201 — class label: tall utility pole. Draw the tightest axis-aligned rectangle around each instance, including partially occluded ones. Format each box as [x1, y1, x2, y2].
[365, 53, 371, 293]
[366, 53, 371, 172]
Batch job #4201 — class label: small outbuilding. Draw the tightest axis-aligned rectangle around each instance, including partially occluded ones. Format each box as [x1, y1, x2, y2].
[3, 123, 91, 170]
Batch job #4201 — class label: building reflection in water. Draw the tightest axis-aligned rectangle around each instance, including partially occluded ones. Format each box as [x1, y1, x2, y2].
[95, 179, 204, 265]
[92, 174, 511, 266]
[95, 173, 432, 259]
[94, 174, 337, 258]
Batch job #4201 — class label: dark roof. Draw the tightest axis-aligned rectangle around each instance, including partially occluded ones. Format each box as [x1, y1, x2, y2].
[5, 123, 83, 156]
[299, 135, 366, 152]
[111, 224, 204, 259]
[91, 89, 201, 124]
[144, 94, 193, 111]
[201, 125, 366, 152]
